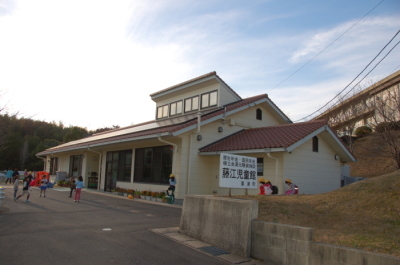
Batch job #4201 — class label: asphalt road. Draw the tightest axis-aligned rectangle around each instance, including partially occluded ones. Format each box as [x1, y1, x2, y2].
[0, 185, 228, 265]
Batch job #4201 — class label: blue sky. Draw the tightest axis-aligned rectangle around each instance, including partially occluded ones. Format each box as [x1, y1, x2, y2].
[0, 0, 399, 130]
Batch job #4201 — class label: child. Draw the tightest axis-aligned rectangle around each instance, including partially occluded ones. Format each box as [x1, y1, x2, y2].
[40, 176, 48, 197]
[69, 177, 76, 197]
[285, 179, 298, 195]
[166, 174, 176, 197]
[74, 176, 85, 202]
[13, 175, 20, 200]
[16, 176, 31, 202]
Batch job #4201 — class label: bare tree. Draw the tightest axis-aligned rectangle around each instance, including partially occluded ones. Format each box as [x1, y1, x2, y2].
[365, 86, 400, 168]
[316, 85, 366, 151]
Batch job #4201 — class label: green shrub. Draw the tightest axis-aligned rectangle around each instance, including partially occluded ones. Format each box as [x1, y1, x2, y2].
[375, 121, 400, 133]
[355, 126, 372, 137]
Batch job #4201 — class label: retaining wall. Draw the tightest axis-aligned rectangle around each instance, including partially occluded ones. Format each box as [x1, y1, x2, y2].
[179, 196, 400, 265]
[179, 195, 258, 257]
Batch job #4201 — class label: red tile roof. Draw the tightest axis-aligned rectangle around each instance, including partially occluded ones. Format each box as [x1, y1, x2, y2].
[37, 94, 276, 155]
[199, 120, 328, 152]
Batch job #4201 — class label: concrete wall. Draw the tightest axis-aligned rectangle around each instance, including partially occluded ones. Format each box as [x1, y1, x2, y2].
[251, 221, 400, 265]
[180, 196, 400, 265]
[179, 195, 258, 257]
[251, 220, 313, 265]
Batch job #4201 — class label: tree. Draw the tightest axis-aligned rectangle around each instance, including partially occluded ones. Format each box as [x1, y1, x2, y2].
[364, 86, 400, 169]
[63, 126, 89, 143]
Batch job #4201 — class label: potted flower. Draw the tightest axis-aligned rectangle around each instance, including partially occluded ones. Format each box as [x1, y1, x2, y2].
[157, 192, 166, 202]
[146, 191, 152, 200]
[111, 188, 118, 195]
[127, 189, 134, 197]
[134, 190, 141, 199]
[140, 190, 147, 199]
[152, 192, 160, 201]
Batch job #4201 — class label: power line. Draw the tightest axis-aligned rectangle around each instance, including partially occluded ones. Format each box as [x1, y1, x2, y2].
[294, 30, 400, 122]
[268, 0, 385, 93]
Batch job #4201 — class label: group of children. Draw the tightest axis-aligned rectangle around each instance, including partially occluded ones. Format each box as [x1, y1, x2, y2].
[13, 173, 50, 202]
[258, 178, 299, 195]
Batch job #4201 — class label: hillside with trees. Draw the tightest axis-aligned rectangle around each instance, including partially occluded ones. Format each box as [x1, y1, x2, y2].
[0, 113, 119, 171]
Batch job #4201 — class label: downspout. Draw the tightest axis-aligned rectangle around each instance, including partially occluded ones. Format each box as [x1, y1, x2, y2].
[158, 136, 178, 176]
[267, 153, 282, 195]
[88, 147, 102, 191]
[186, 112, 202, 195]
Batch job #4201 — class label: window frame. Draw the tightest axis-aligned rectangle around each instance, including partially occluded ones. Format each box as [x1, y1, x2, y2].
[156, 104, 169, 119]
[134, 145, 173, 184]
[184, 96, 199, 113]
[105, 149, 132, 182]
[170, 100, 183, 116]
[200, 90, 218, 109]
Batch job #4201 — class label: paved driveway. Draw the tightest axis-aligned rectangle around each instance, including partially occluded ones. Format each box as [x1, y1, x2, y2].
[0, 186, 229, 265]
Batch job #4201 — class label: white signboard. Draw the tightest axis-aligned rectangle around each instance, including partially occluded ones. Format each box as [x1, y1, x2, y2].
[219, 153, 257, 189]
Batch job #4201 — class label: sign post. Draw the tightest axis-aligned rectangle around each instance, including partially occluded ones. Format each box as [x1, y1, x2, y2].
[219, 153, 257, 195]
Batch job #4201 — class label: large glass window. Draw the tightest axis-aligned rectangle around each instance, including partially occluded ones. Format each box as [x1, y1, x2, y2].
[69, 155, 83, 177]
[170, 100, 182, 116]
[134, 145, 173, 184]
[50, 157, 58, 175]
[157, 105, 168, 119]
[201, 91, 217, 109]
[106, 150, 132, 182]
[184, 96, 199, 113]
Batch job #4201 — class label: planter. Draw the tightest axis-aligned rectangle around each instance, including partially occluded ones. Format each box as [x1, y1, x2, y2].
[123, 193, 128, 197]
[156, 198, 163, 202]
[140, 195, 146, 199]
[118, 192, 124, 196]
[134, 194, 141, 199]
[145, 196, 152, 200]
[111, 192, 119, 196]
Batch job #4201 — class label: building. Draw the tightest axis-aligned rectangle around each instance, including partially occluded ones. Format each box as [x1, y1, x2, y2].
[315, 70, 400, 136]
[36, 72, 355, 198]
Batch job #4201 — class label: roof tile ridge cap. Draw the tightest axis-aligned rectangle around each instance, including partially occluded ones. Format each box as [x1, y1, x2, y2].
[150, 71, 217, 96]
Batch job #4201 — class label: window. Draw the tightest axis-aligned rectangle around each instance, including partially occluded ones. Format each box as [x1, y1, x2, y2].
[184, 96, 199, 112]
[256, 108, 262, 120]
[312, 136, 319, 152]
[49, 157, 58, 175]
[201, 91, 217, 109]
[257, 158, 264, 176]
[157, 105, 168, 119]
[105, 150, 132, 182]
[69, 155, 83, 177]
[170, 101, 183, 116]
[134, 145, 173, 184]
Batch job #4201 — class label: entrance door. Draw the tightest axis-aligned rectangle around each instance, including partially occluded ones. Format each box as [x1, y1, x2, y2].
[104, 161, 118, 192]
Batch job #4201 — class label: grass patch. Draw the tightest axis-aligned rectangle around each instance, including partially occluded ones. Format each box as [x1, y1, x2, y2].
[233, 170, 400, 257]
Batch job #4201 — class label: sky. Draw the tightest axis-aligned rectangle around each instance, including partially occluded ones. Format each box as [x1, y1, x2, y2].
[0, 0, 399, 130]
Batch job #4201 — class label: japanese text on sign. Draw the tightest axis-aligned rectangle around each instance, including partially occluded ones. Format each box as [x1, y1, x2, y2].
[219, 153, 257, 189]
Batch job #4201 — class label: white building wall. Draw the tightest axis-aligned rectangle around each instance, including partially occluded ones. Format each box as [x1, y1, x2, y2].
[282, 135, 341, 194]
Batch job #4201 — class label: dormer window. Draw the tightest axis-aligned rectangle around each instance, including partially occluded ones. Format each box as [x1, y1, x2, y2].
[201, 91, 217, 109]
[170, 100, 182, 116]
[185, 96, 199, 113]
[157, 104, 168, 119]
